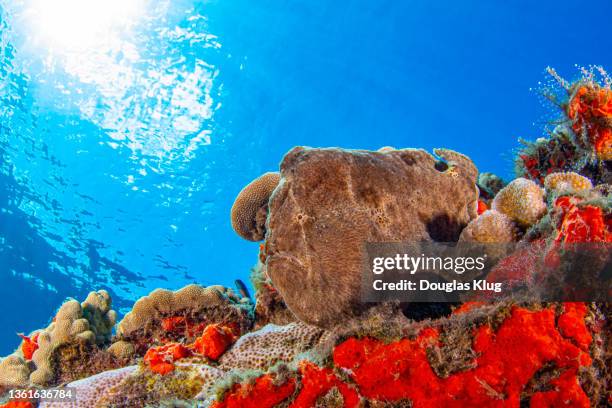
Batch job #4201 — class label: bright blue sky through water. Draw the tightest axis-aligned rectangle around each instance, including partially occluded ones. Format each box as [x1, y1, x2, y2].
[0, 0, 611, 353]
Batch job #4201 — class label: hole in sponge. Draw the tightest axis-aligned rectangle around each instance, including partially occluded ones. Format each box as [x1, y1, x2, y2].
[434, 160, 449, 172]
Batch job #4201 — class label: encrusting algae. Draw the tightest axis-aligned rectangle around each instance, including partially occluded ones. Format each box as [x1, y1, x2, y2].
[1, 67, 611, 408]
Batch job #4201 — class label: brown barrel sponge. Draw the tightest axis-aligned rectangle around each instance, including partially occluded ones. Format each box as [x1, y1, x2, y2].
[231, 172, 281, 241]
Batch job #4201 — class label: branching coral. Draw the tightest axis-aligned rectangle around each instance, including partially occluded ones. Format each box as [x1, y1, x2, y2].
[29, 290, 116, 385]
[0, 290, 116, 387]
[231, 172, 281, 241]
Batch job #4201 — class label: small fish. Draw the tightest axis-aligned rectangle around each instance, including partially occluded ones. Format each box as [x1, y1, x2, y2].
[235, 279, 252, 300]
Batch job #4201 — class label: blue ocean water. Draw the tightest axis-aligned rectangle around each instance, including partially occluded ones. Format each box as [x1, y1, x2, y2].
[0, 0, 611, 354]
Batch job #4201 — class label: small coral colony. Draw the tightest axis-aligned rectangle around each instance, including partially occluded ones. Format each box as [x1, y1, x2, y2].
[1, 68, 610, 407]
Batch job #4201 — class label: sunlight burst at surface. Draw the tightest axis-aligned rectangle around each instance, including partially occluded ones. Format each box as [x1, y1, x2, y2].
[25, 0, 145, 50]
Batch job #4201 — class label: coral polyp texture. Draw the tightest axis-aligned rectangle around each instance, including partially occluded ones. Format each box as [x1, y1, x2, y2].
[115, 284, 253, 355]
[230, 171, 281, 241]
[491, 177, 547, 228]
[544, 171, 593, 194]
[459, 209, 518, 244]
[0, 290, 120, 390]
[2, 68, 611, 408]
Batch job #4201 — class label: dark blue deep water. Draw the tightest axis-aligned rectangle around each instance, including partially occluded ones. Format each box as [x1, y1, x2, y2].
[1, 0, 611, 353]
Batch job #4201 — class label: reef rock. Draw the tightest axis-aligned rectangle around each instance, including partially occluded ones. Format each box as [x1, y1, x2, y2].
[115, 284, 253, 355]
[262, 147, 479, 327]
[209, 302, 610, 408]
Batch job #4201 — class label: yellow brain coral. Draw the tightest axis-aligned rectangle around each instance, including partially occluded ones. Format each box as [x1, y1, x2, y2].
[231, 172, 281, 241]
[543, 171, 593, 193]
[491, 178, 546, 227]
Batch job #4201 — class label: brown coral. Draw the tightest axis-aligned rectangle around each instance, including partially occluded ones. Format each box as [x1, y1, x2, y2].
[231, 172, 281, 241]
[263, 147, 479, 328]
[459, 210, 518, 244]
[491, 177, 546, 227]
[116, 284, 253, 355]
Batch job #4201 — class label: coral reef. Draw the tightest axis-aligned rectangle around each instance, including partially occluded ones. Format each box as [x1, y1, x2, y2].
[191, 324, 238, 361]
[552, 195, 610, 243]
[251, 262, 295, 328]
[544, 171, 593, 194]
[260, 147, 479, 328]
[115, 284, 253, 355]
[491, 178, 547, 227]
[515, 67, 612, 186]
[0, 356, 30, 393]
[208, 303, 608, 407]
[143, 343, 192, 375]
[29, 290, 117, 385]
[477, 171, 505, 200]
[567, 80, 612, 160]
[38, 366, 138, 408]
[211, 374, 296, 408]
[459, 209, 518, 244]
[0, 290, 119, 391]
[0, 402, 34, 408]
[231, 172, 281, 241]
[106, 341, 135, 360]
[218, 322, 328, 372]
[2, 68, 612, 407]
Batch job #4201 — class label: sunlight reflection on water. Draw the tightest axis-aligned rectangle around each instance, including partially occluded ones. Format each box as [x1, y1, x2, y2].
[8, 0, 220, 174]
[0, 0, 232, 313]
